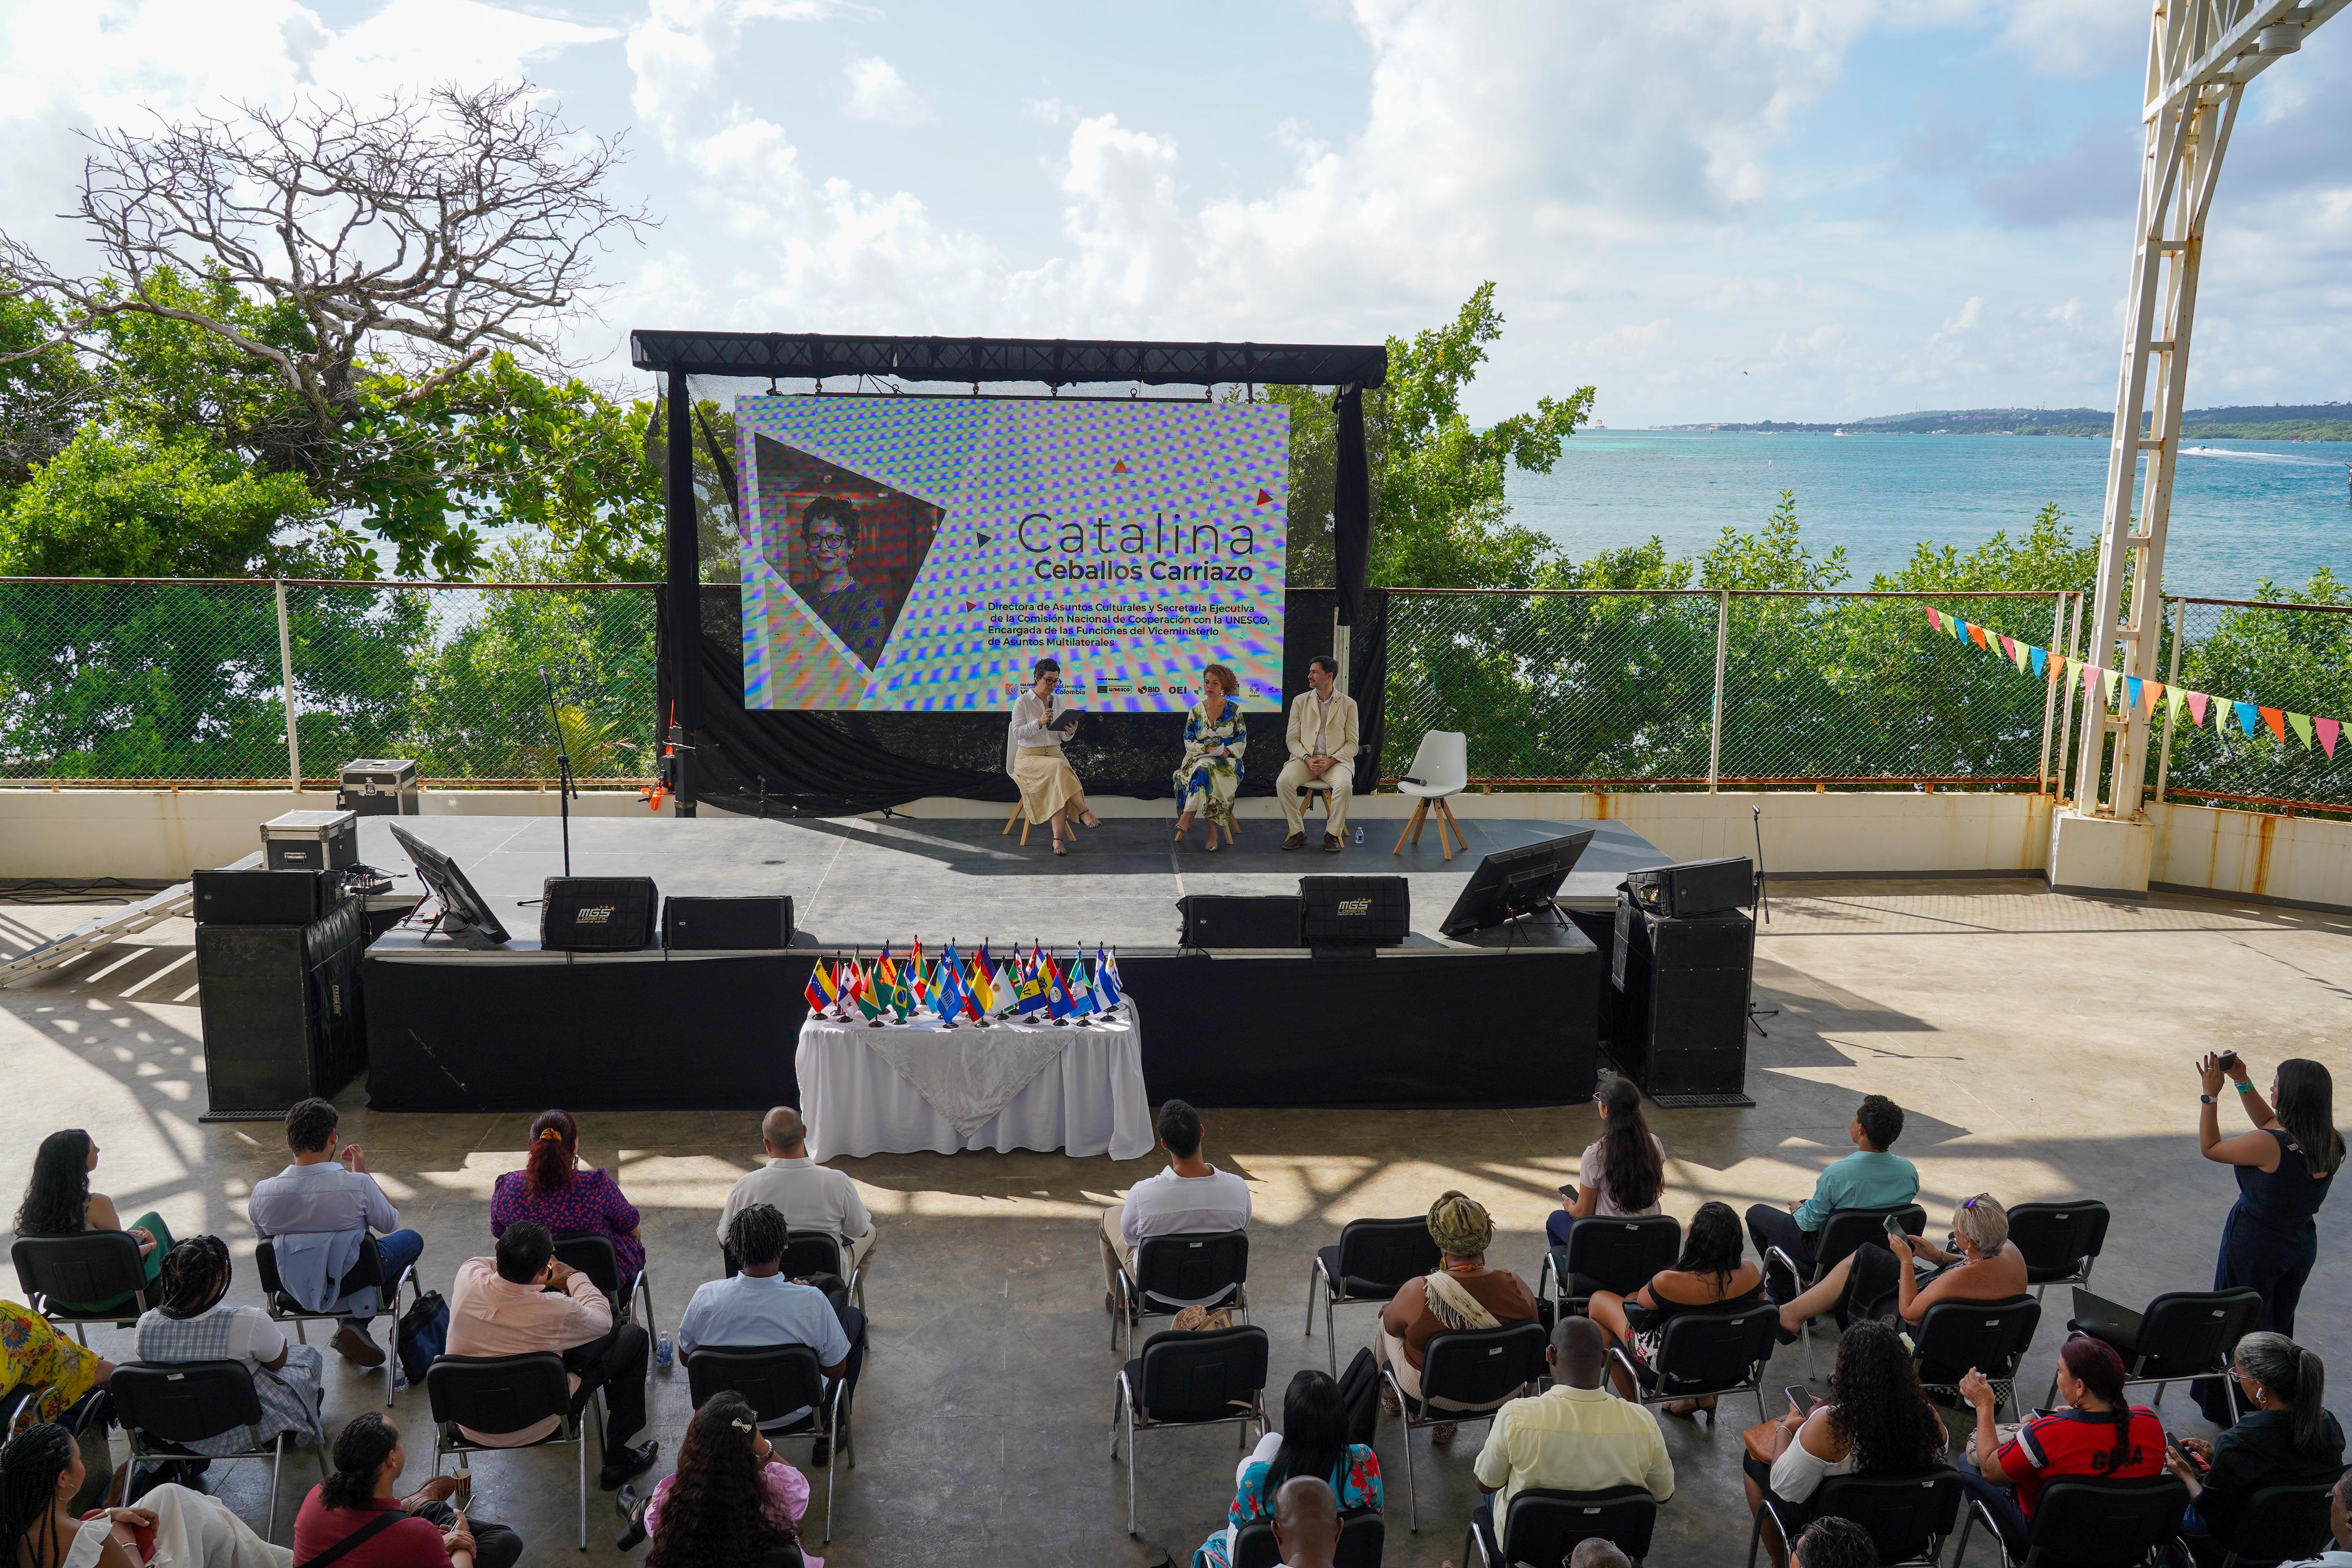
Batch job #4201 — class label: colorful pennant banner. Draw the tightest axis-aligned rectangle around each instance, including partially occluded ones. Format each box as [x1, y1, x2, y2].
[1924, 605, 2345, 759]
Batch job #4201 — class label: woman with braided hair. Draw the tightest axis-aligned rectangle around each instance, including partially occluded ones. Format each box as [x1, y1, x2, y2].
[1955, 1335, 2165, 1552]
[292, 1413, 524, 1568]
[131, 1238, 323, 1460]
[0, 1421, 286, 1568]
[1373, 1192, 1538, 1445]
[641, 1393, 811, 1568]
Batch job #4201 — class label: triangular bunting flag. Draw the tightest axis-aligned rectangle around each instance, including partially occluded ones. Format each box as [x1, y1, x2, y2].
[1970, 623, 1991, 651]
[2319, 717, 2341, 759]
[2030, 646, 2047, 678]
[2289, 712, 2315, 750]
[2125, 677, 2142, 714]
[1999, 634, 2017, 662]
[2082, 663, 2100, 698]
[2167, 686, 2187, 727]
[2259, 706, 2286, 743]
[2234, 701, 2261, 738]
[2144, 680, 2164, 716]
[1952, 616, 1970, 644]
[1925, 607, 1944, 633]
[2188, 691, 2209, 729]
[2103, 669, 2122, 706]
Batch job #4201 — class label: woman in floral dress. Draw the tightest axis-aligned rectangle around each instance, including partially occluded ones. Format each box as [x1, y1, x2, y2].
[1172, 665, 1246, 851]
[1195, 1369, 1380, 1568]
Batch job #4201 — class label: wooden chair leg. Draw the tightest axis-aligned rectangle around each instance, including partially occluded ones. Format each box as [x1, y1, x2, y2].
[1436, 798, 1466, 860]
[1021, 815, 1032, 846]
[1392, 800, 1426, 855]
[1410, 800, 1432, 846]
[1002, 802, 1020, 836]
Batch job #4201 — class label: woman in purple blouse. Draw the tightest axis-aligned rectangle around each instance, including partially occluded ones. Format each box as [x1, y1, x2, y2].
[490, 1110, 645, 1292]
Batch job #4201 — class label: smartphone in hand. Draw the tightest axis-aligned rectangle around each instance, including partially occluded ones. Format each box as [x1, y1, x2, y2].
[1784, 1385, 1818, 1417]
[1557, 1183, 1579, 1204]
[1883, 1214, 1907, 1238]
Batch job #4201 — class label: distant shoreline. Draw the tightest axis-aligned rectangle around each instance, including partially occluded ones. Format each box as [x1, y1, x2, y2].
[1651, 405, 2352, 443]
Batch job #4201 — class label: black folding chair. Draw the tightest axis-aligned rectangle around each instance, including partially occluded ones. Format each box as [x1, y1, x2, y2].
[111, 1361, 325, 1543]
[2006, 1201, 2111, 1300]
[1232, 1509, 1383, 1568]
[1114, 1229, 1250, 1354]
[254, 1233, 419, 1409]
[425, 1352, 595, 1550]
[2208, 1480, 2337, 1568]
[1109, 1325, 1268, 1537]
[1537, 1214, 1683, 1316]
[1467, 1484, 1658, 1567]
[2058, 1287, 2263, 1418]
[1305, 1216, 1438, 1374]
[780, 1231, 866, 1316]
[686, 1344, 851, 1543]
[1912, 1294, 2042, 1415]
[11, 1233, 149, 1344]
[1607, 1301, 1782, 1424]
[1748, 1469, 1960, 1568]
[1383, 1319, 1550, 1531]
[1763, 1204, 1926, 1380]
[1950, 1472, 2189, 1567]
[552, 1232, 659, 1344]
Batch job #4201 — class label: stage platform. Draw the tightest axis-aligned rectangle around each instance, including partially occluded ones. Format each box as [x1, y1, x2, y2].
[351, 811, 1672, 948]
[351, 812, 1658, 1116]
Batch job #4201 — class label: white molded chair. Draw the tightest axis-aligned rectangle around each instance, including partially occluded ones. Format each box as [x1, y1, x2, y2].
[1393, 730, 1470, 860]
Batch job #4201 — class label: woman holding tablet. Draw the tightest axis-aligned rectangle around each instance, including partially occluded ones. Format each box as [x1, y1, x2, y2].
[1009, 657, 1100, 855]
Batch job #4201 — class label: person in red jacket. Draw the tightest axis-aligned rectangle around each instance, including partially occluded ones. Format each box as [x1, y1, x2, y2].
[292, 1413, 524, 1568]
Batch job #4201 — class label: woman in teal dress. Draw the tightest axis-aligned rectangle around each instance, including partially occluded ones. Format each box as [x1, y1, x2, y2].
[1173, 664, 1246, 852]
[1195, 1370, 1380, 1568]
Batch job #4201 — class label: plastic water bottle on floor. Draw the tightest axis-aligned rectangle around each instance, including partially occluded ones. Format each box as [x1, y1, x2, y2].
[655, 1335, 674, 1368]
[1352, 826, 1364, 844]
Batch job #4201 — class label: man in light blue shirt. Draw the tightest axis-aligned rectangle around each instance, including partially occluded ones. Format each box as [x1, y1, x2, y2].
[248, 1097, 424, 1369]
[677, 1203, 862, 1460]
[1747, 1095, 1919, 1289]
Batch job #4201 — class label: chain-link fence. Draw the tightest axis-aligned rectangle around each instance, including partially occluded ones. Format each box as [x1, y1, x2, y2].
[2149, 596, 2352, 816]
[0, 579, 660, 785]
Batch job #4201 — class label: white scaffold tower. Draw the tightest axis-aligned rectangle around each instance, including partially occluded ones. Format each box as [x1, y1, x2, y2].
[2051, 0, 2347, 893]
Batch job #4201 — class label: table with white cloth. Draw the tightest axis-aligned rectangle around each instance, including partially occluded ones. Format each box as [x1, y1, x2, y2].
[797, 1010, 1155, 1162]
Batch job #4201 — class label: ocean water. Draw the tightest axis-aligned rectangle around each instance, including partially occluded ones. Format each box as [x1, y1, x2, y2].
[1505, 430, 2352, 598]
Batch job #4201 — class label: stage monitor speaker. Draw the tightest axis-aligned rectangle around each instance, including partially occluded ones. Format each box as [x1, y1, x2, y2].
[1623, 856, 1754, 919]
[1299, 874, 1410, 954]
[1178, 894, 1303, 950]
[541, 877, 660, 952]
[1611, 895, 1754, 1105]
[197, 900, 368, 1115]
[193, 868, 338, 926]
[663, 895, 793, 951]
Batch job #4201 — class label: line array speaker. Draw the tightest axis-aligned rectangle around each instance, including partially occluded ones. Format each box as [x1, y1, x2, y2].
[663, 895, 794, 951]
[1177, 894, 1304, 950]
[1611, 894, 1754, 1102]
[197, 900, 368, 1115]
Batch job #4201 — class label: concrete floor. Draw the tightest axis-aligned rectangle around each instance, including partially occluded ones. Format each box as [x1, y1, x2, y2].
[3, 876, 2350, 1567]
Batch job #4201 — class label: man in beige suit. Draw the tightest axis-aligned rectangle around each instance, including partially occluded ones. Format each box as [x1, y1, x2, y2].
[1279, 655, 1359, 852]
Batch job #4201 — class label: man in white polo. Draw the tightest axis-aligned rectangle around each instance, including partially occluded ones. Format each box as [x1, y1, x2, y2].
[1278, 654, 1358, 853]
[718, 1107, 876, 1276]
[1100, 1098, 1252, 1316]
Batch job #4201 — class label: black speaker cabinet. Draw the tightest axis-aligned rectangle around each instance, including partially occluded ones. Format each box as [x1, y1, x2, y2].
[1610, 895, 1754, 1104]
[663, 895, 793, 950]
[541, 877, 660, 952]
[1298, 874, 1411, 954]
[1177, 894, 1304, 950]
[193, 869, 338, 926]
[1623, 856, 1754, 919]
[197, 900, 368, 1115]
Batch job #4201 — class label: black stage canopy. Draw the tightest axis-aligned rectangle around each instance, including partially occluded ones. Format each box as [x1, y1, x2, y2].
[632, 329, 1387, 816]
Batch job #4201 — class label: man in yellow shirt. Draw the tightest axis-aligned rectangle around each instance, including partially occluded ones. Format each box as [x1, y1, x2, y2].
[1471, 1318, 1674, 1539]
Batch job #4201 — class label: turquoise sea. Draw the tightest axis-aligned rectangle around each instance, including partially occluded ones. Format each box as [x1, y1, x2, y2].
[1506, 430, 2352, 599]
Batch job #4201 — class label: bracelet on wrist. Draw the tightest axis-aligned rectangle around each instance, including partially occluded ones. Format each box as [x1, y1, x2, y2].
[2234, 1080, 2255, 1093]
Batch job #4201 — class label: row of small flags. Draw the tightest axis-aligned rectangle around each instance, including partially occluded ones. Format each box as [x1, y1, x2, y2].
[1927, 606, 2345, 759]
[803, 938, 1126, 1027]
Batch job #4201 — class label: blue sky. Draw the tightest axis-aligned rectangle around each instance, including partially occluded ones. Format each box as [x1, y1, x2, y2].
[3, 1, 2347, 428]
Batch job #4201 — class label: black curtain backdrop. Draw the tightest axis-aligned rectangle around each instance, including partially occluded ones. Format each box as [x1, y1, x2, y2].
[660, 586, 1389, 817]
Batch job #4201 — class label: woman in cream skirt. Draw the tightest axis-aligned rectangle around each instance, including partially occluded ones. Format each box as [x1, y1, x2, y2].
[1008, 657, 1100, 854]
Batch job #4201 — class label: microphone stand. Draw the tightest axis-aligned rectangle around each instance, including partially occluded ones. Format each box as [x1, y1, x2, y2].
[1748, 804, 1778, 1038]
[541, 666, 576, 878]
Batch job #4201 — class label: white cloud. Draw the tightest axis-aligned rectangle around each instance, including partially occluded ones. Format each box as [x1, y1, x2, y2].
[841, 55, 931, 124]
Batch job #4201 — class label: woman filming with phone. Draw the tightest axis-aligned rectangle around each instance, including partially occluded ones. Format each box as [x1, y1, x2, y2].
[2191, 1052, 2340, 1422]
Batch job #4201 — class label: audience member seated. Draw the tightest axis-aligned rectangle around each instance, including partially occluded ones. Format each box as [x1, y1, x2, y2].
[295, 1411, 523, 1568]
[2167, 1332, 2344, 1567]
[1269, 1476, 1341, 1568]
[1774, 1193, 2026, 1340]
[0, 1422, 287, 1568]
[1099, 1099, 1252, 1320]
[1548, 1078, 1666, 1249]
[445, 1220, 657, 1492]
[134, 1237, 325, 1459]
[1791, 1517, 1877, 1568]
[2282, 1470, 2352, 1567]
[1195, 1369, 1381, 1568]
[676, 1205, 863, 1463]
[719, 1108, 876, 1279]
[491, 1110, 644, 1296]
[247, 1097, 423, 1369]
[637, 1392, 815, 1568]
[1742, 1320, 1949, 1568]
[1469, 1318, 1674, 1536]
[14, 1128, 174, 1315]
[1376, 1192, 1538, 1445]
[1955, 1335, 2164, 1554]
[1588, 1199, 1765, 1411]
[0, 1302, 115, 1430]
[1745, 1095, 1918, 1297]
